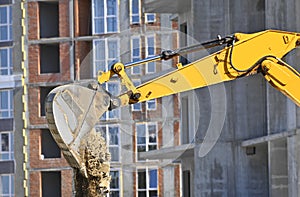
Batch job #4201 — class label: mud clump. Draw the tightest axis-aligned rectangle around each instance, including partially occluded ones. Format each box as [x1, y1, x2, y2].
[74, 129, 111, 197]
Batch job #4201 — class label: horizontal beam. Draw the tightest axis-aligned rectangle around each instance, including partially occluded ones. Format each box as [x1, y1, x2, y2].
[241, 129, 300, 147]
[139, 143, 195, 160]
[144, 0, 191, 13]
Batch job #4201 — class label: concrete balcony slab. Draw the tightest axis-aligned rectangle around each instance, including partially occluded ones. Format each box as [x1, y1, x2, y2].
[144, 0, 190, 13]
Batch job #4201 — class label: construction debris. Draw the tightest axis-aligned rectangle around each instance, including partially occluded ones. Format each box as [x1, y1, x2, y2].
[74, 129, 111, 197]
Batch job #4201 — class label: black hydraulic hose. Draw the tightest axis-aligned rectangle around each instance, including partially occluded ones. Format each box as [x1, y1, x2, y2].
[124, 35, 235, 68]
[228, 37, 260, 73]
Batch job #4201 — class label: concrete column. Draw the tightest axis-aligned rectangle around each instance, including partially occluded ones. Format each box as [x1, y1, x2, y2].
[287, 135, 299, 197]
[269, 139, 288, 197]
[122, 167, 134, 196]
[163, 166, 175, 197]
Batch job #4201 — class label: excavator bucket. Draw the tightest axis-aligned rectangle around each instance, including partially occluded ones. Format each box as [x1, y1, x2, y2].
[45, 82, 111, 175]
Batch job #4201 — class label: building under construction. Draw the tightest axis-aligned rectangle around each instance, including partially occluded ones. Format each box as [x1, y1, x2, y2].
[12, 0, 180, 196]
[3, 0, 300, 196]
[143, 0, 300, 196]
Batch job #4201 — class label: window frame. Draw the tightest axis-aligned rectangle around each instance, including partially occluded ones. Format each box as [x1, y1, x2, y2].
[109, 168, 121, 196]
[39, 86, 55, 117]
[136, 122, 158, 161]
[136, 167, 158, 197]
[41, 171, 61, 196]
[145, 35, 156, 74]
[39, 43, 60, 74]
[41, 129, 61, 159]
[0, 132, 14, 161]
[100, 81, 120, 120]
[146, 99, 156, 111]
[93, 38, 120, 77]
[145, 13, 156, 23]
[130, 0, 140, 24]
[131, 36, 141, 75]
[0, 174, 14, 197]
[97, 124, 121, 162]
[0, 47, 12, 75]
[131, 80, 142, 111]
[0, 89, 13, 119]
[92, 0, 119, 34]
[0, 5, 12, 42]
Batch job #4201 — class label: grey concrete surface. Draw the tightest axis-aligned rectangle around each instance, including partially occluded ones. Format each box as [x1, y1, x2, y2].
[144, 0, 300, 196]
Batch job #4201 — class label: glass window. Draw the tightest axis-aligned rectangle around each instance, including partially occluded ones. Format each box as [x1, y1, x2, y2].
[131, 0, 140, 24]
[0, 90, 13, 119]
[100, 82, 120, 120]
[0, 132, 14, 161]
[97, 125, 120, 162]
[146, 36, 156, 73]
[94, 38, 120, 76]
[108, 126, 120, 161]
[137, 124, 146, 144]
[136, 123, 157, 161]
[101, 82, 120, 120]
[0, 174, 14, 196]
[109, 169, 120, 196]
[132, 80, 142, 111]
[145, 13, 156, 23]
[0, 6, 12, 41]
[131, 37, 141, 75]
[93, 0, 118, 34]
[137, 168, 158, 197]
[0, 48, 12, 75]
[146, 99, 156, 111]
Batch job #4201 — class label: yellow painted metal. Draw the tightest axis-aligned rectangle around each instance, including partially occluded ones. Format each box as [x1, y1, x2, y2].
[112, 63, 139, 94]
[112, 30, 300, 106]
[21, 1, 29, 195]
[262, 58, 300, 106]
[99, 63, 139, 95]
[98, 70, 115, 84]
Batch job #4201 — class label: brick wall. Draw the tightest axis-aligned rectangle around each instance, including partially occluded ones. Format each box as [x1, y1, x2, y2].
[29, 172, 41, 197]
[29, 169, 73, 197]
[28, 43, 71, 84]
[28, 2, 39, 40]
[27, 1, 74, 196]
[61, 170, 73, 196]
[75, 0, 91, 36]
[158, 168, 164, 197]
[28, 1, 70, 39]
[59, 0, 70, 37]
[75, 41, 92, 79]
[29, 129, 69, 169]
[28, 87, 45, 125]
[174, 165, 181, 197]
[29, 129, 73, 196]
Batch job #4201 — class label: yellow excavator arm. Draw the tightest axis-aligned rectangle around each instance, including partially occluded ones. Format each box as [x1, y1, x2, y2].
[45, 30, 300, 194]
[99, 29, 300, 107]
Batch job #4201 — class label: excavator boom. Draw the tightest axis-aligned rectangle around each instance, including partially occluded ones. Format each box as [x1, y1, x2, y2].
[105, 30, 300, 107]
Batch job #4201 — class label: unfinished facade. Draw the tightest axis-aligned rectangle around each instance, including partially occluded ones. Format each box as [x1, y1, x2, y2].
[11, 0, 180, 196]
[144, 0, 300, 196]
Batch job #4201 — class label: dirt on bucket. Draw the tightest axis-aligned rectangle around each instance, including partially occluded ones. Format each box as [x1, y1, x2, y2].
[74, 129, 111, 197]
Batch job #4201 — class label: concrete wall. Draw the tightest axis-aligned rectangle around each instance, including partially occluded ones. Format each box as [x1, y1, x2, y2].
[177, 0, 300, 196]
[191, 78, 268, 196]
[189, 1, 267, 196]
[265, 1, 300, 196]
[13, 0, 26, 196]
[191, 0, 265, 42]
